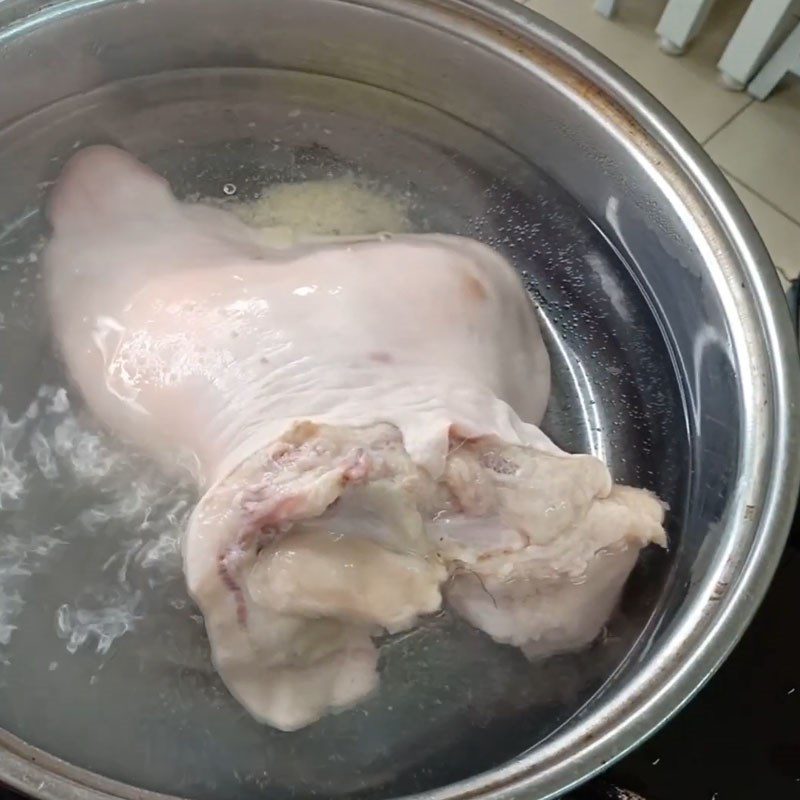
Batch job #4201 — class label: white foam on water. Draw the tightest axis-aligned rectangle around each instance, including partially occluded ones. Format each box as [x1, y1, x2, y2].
[56, 590, 143, 655]
[229, 174, 412, 239]
[0, 383, 193, 660]
[0, 532, 65, 645]
[0, 406, 32, 510]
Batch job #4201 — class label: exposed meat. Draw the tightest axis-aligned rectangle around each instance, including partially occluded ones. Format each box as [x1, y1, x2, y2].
[44, 145, 665, 730]
[435, 438, 665, 657]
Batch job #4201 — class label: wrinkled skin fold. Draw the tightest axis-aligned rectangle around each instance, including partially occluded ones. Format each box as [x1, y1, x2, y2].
[44, 146, 666, 730]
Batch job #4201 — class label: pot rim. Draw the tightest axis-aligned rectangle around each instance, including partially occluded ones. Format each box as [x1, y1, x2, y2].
[1, 1, 798, 799]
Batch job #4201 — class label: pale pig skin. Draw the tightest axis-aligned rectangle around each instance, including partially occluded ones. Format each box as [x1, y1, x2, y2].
[44, 146, 665, 731]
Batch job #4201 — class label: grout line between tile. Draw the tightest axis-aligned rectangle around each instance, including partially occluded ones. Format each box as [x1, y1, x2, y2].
[722, 169, 800, 228]
[775, 263, 793, 285]
[718, 167, 800, 281]
[701, 98, 754, 146]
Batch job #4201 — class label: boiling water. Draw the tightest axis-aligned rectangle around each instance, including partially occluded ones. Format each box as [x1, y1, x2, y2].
[0, 69, 685, 799]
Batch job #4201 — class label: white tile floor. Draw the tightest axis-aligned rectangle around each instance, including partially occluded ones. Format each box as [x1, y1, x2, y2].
[524, 0, 800, 288]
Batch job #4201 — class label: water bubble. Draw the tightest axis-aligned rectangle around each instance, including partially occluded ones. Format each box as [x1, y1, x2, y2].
[222, 183, 237, 197]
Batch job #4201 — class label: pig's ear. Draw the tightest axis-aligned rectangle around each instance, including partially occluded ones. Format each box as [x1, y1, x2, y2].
[46, 145, 172, 232]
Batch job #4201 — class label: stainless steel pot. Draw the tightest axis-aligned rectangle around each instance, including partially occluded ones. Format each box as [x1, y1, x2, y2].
[0, 1, 797, 799]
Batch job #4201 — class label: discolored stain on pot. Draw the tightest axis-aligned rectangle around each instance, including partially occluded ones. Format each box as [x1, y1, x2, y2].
[711, 581, 729, 602]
